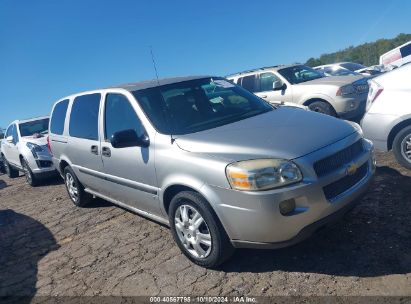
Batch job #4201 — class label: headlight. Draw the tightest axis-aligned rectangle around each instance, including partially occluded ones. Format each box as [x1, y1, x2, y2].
[337, 84, 355, 96]
[226, 159, 303, 191]
[26, 142, 43, 158]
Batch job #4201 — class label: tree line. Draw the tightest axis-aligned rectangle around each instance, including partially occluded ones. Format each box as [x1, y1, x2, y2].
[305, 33, 411, 67]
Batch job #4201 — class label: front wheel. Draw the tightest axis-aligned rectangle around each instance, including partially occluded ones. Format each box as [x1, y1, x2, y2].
[393, 125, 411, 170]
[22, 159, 38, 186]
[308, 101, 337, 117]
[169, 191, 234, 268]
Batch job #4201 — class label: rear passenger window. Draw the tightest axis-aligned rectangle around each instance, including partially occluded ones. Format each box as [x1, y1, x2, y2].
[50, 99, 69, 135]
[239, 75, 257, 92]
[69, 94, 101, 140]
[104, 93, 145, 141]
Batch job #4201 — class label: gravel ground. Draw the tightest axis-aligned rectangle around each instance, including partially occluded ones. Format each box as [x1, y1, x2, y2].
[0, 151, 410, 299]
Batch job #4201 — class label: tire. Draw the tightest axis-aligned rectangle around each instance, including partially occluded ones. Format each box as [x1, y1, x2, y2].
[4, 158, 19, 178]
[392, 125, 411, 170]
[0, 155, 4, 174]
[21, 158, 38, 186]
[63, 166, 92, 207]
[308, 101, 337, 117]
[169, 191, 234, 268]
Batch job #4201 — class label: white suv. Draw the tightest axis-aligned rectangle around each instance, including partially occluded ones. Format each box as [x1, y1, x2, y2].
[1, 116, 56, 185]
[227, 64, 369, 120]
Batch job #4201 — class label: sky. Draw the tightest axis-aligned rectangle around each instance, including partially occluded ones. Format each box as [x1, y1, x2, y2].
[1, 0, 410, 128]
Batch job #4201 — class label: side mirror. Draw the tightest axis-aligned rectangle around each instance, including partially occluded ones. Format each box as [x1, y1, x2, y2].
[111, 129, 150, 148]
[6, 135, 13, 143]
[273, 81, 287, 91]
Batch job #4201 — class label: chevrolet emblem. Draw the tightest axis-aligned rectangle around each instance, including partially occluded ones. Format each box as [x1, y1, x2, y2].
[346, 162, 358, 176]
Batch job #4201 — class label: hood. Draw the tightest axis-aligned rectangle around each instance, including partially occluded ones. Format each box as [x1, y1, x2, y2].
[175, 108, 357, 162]
[20, 135, 48, 146]
[298, 75, 364, 86]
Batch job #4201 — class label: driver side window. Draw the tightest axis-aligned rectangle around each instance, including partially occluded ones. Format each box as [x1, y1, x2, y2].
[257, 72, 281, 92]
[6, 124, 18, 144]
[5, 125, 13, 138]
[104, 93, 145, 141]
[12, 124, 19, 144]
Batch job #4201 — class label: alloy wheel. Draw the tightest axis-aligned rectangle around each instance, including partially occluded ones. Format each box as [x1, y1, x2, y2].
[174, 204, 212, 259]
[23, 161, 32, 184]
[65, 172, 79, 202]
[401, 135, 411, 163]
[4, 161, 10, 175]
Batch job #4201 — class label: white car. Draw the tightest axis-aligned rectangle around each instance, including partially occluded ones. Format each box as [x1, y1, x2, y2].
[1, 116, 56, 185]
[361, 64, 411, 169]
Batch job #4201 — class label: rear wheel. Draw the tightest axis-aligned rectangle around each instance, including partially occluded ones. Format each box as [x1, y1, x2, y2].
[169, 191, 234, 268]
[393, 125, 411, 169]
[308, 101, 337, 117]
[22, 159, 38, 186]
[4, 159, 19, 178]
[63, 166, 92, 207]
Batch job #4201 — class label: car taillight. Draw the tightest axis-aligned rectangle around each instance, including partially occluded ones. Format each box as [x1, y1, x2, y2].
[368, 80, 384, 103]
[47, 136, 53, 155]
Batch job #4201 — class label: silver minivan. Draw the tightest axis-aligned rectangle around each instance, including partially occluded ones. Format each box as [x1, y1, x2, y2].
[49, 76, 375, 267]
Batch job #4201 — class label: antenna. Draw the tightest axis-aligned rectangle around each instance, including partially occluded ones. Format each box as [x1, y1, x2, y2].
[150, 46, 160, 85]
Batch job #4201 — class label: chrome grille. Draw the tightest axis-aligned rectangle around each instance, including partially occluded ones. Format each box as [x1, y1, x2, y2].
[314, 140, 364, 178]
[354, 83, 369, 93]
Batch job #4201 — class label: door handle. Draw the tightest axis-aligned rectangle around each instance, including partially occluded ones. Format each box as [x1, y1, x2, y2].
[261, 95, 267, 98]
[90, 145, 99, 155]
[102, 147, 111, 157]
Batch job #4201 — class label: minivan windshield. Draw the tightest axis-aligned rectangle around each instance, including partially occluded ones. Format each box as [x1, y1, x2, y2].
[19, 118, 50, 137]
[132, 78, 273, 135]
[278, 65, 324, 84]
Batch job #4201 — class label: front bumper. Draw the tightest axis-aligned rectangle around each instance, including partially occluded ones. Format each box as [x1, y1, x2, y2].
[232, 193, 363, 249]
[338, 96, 367, 120]
[205, 133, 375, 248]
[24, 148, 57, 177]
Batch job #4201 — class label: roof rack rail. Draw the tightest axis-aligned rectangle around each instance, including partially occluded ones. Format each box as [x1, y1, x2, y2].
[226, 64, 285, 77]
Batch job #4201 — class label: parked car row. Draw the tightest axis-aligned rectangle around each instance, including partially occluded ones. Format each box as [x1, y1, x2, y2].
[0, 62, 408, 268]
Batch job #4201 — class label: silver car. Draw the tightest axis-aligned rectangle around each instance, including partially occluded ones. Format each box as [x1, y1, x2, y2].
[1, 116, 56, 185]
[49, 76, 375, 268]
[227, 64, 369, 119]
[361, 64, 411, 169]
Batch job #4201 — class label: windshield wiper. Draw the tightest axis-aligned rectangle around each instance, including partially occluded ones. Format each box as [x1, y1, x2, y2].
[183, 109, 272, 133]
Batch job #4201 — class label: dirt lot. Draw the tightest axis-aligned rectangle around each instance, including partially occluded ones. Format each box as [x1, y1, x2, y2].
[0, 151, 410, 299]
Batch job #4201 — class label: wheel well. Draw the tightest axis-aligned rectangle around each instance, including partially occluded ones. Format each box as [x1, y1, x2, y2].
[303, 98, 337, 115]
[59, 160, 69, 174]
[387, 119, 411, 150]
[163, 185, 198, 215]
[303, 98, 332, 107]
